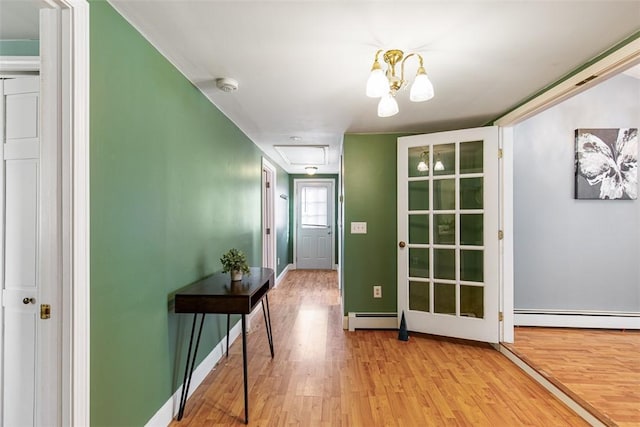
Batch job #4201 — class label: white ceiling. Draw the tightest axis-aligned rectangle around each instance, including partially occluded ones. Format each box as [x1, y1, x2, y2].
[2, 1, 640, 174]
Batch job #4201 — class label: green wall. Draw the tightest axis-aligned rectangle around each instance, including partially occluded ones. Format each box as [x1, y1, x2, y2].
[90, 2, 288, 425]
[342, 134, 410, 315]
[288, 174, 339, 265]
[0, 40, 39, 56]
[275, 167, 291, 275]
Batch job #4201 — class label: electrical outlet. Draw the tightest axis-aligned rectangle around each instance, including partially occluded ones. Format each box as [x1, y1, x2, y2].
[373, 285, 382, 298]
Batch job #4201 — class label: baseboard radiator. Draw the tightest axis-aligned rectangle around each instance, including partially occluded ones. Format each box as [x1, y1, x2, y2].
[347, 312, 398, 332]
[514, 309, 640, 329]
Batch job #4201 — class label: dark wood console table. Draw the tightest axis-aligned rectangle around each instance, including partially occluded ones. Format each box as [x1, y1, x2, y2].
[174, 267, 275, 424]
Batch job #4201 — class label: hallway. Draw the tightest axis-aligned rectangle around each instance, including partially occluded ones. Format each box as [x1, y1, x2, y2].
[172, 270, 585, 426]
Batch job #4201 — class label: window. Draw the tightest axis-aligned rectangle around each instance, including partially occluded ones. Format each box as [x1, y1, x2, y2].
[301, 186, 328, 228]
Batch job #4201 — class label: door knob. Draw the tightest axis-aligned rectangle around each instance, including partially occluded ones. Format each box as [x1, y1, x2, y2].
[399, 241, 406, 248]
[23, 297, 35, 304]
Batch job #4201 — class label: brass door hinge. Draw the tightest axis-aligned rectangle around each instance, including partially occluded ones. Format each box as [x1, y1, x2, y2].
[498, 148, 503, 159]
[266, 181, 271, 189]
[499, 311, 504, 321]
[498, 230, 504, 240]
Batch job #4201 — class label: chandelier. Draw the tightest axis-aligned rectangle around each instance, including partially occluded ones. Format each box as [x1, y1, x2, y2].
[366, 49, 434, 117]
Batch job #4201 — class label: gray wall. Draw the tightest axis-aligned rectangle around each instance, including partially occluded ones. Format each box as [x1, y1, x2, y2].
[513, 73, 640, 312]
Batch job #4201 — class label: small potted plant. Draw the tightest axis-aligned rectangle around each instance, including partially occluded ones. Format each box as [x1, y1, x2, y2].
[220, 248, 250, 281]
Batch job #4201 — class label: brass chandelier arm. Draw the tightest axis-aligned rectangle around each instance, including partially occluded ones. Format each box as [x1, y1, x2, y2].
[400, 53, 425, 87]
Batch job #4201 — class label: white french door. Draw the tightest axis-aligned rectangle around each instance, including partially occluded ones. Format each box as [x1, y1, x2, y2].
[397, 127, 500, 343]
[295, 180, 334, 270]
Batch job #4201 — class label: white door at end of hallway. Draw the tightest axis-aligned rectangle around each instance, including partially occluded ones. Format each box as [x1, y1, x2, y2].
[295, 180, 334, 270]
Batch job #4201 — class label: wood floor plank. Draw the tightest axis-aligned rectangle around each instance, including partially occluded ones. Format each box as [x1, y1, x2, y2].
[506, 327, 640, 427]
[171, 270, 587, 426]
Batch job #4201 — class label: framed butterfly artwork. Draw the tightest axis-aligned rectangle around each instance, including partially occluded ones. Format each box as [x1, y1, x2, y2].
[574, 128, 638, 200]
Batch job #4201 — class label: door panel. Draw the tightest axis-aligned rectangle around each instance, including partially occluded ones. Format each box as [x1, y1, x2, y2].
[296, 180, 334, 270]
[398, 127, 499, 343]
[2, 77, 42, 426]
[5, 160, 38, 288]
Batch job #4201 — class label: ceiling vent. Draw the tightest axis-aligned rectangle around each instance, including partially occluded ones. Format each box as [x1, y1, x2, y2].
[216, 77, 238, 92]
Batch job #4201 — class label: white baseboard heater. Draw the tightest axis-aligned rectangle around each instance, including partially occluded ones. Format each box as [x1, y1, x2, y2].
[347, 312, 398, 331]
[514, 309, 640, 329]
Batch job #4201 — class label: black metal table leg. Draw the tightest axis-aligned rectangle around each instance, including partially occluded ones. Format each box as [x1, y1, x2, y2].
[226, 313, 230, 358]
[262, 296, 274, 358]
[241, 314, 249, 424]
[177, 313, 206, 421]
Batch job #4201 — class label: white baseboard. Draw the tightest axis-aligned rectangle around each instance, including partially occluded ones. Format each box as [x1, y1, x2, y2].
[514, 311, 640, 329]
[347, 312, 398, 332]
[144, 321, 243, 427]
[276, 264, 292, 286]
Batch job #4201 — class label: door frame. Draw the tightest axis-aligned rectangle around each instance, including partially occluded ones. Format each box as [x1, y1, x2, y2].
[261, 158, 277, 271]
[293, 178, 335, 270]
[493, 38, 639, 343]
[0, 0, 90, 424]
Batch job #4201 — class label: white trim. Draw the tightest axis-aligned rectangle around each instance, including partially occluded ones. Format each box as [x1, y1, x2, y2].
[0, 57, 40, 77]
[347, 312, 398, 332]
[514, 312, 640, 329]
[499, 127, 514, 343]
[55, 0, 91, 425]
[495, 38, 640, 126]
[39, 9, 63, 424]
[276, 263, 292, 286]
[144, 322, 243, 427]
[499, 345, 606, 427]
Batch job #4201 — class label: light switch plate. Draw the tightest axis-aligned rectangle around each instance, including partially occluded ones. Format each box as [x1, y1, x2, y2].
[351, 222, 367, 234]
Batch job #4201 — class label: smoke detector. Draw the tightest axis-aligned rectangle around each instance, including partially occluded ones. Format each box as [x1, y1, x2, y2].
[216, 77, 239, 93]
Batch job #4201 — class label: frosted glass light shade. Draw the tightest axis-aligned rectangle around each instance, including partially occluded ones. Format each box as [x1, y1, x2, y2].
[377, 93, 399, 117]
[417, 160, 429, 172]
[434, 159, 445, 171]
[366, 68, 389, 98]
[410, 73, 435, 102]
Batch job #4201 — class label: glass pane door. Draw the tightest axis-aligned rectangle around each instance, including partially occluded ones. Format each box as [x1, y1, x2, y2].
[398, 127, 499, 343]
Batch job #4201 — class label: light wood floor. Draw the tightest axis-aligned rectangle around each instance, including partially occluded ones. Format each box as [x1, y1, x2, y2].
[172, 270, 587, 426]
[505, 327, 640, 427]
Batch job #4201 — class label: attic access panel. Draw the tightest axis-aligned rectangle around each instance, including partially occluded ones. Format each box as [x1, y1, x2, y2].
[274, 145, 328, 166]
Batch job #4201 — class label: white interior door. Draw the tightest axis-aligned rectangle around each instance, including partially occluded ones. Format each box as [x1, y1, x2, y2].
[296, 180, 334, 270]
[397, 127, 500, 343]
[1, 77, 41, 426]
[262, 161, 275, 270]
